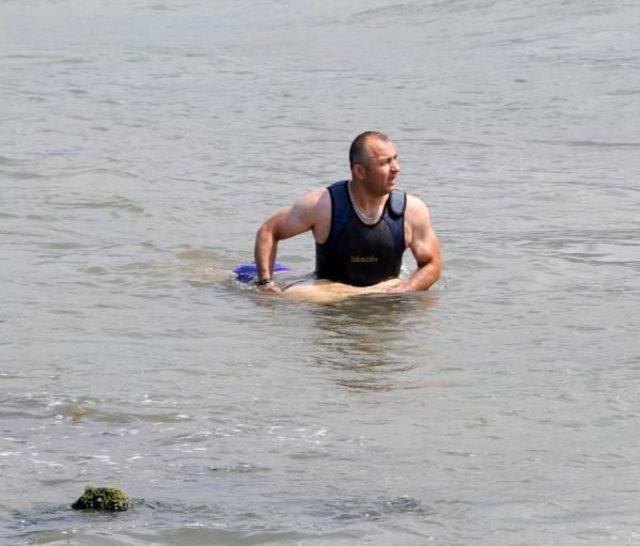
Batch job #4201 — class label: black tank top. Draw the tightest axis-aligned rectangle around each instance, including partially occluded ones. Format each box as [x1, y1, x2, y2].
[315, 180, 406, 287]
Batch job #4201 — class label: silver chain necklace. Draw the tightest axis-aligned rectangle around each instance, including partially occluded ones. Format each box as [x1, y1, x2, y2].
[347, 181, 382, 225]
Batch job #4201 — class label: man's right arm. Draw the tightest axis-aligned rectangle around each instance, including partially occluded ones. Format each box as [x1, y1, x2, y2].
[253, 189, 325, 292]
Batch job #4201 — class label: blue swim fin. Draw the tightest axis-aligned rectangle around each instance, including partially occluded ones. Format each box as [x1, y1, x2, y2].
[233, 262, 291, 283]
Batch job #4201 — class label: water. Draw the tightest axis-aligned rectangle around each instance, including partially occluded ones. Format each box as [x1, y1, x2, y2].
[2, 0, 640, 544]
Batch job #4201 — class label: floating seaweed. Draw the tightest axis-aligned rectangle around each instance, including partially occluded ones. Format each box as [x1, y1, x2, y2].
[71, 486, 131, 512]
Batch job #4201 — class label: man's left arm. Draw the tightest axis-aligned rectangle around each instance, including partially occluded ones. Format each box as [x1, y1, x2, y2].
[389, 195, 442, 293]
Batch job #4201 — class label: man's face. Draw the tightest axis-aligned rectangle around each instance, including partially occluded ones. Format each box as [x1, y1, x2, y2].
[360, 138, 400, 196]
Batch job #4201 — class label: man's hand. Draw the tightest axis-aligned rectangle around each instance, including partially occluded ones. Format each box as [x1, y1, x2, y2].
[368, 278, 403, 293]
[257, 280, 283, 294]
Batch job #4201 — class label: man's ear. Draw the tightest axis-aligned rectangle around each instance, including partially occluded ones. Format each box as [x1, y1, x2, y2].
[352, 163, 366, 181]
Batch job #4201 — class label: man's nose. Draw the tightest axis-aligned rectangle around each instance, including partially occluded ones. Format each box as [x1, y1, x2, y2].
[391, 158, 400, 172]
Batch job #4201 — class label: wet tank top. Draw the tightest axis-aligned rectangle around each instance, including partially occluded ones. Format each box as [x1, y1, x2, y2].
[315, 180, 406, 287]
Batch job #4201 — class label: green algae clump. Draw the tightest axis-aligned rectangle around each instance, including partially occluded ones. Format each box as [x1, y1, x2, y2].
[71, 486, 132, 512]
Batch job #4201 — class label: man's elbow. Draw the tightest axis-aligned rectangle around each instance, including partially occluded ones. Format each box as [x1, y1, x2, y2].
[259, 220, 292, 250]
[253, 225, 269, 254]
[431, 256, 442, 282]
[416, 255, 441, 290]
[255, 222, 267, 239]
[256, 220, 276, 243]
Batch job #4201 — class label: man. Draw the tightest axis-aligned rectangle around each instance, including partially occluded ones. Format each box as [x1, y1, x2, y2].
[254, 131, 441, 297]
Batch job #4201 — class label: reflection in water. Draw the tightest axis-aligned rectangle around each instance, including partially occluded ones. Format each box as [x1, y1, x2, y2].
[306, 293, 439, 391]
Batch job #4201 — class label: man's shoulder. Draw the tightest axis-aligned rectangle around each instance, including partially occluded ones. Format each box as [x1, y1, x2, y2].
[404, 193, 429, 210]
[403, 193, 431, 223]
[299, 186, 330, 204]
[293, 186, 331, 215]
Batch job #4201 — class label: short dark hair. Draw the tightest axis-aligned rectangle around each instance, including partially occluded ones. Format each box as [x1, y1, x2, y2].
[349, 131, 390, 168]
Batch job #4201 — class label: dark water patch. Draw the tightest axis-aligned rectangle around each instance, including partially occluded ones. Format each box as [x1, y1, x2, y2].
[0, 155, 19, 166]
[89, 410, 195, 425]
[64, 167, 142, 181]
[163, 430, 216, 445]
[26, 214, 59, 221]
[175, 248, 231, 261]
[534, 238, 640, 270]
[38, 241, 92, 251]
[145, 3, 178, 11]
[336, 378, 394, 392]
[0, 393, 196, 424]
[210, 463, 272, 474]
[7, 497, 158, 544]
[281, 67, 355, 74]
[531, 139, 640, 148]
[82, 265, 109, 274]
[311, 495, 434, 522]
[51, 198, 145, 215]
[116, 261, 169, 273]
[287, 450, 329, 461]
[95, 98, 122, 105]
[7, 504, 84, 542]
[4, 53, 61, 61]
[38, 478, 78, 487]
[353, 1, 426, 21]
[122, 527, 348, 546]
[0, 168, 45, 180]
[8, 496, 354, 545]
[399, 137, 492, 148]
[51, 57, 92, 65]
[606, 89, 640, 96]
[182, 51, 208, 58]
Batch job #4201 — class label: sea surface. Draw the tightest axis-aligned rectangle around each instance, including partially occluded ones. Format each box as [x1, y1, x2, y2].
[1, 1, 640, 544]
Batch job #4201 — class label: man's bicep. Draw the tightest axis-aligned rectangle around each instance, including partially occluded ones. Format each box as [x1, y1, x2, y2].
[408, 199, 441, 267]
[272, 201, 315, 240]
[411, 225, 441, 267]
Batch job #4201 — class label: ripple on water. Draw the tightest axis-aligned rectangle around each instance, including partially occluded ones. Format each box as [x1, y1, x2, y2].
[0, 155, 20, 166]
[311, 495, 434, 522]
[13, 517, 361, 546]
[8, 497, 322, 545]
[210, 462, 272, 474]
[50, 196, 146, 216]
[0, 168, 45, 180]
[0, 392, 196, 426]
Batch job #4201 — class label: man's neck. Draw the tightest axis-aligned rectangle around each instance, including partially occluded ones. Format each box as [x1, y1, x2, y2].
[348, 179, 388, 210]
[347, 180, 387, 223]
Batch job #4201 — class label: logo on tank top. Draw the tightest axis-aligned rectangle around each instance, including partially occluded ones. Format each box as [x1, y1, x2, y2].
[350, 255, 378, 263]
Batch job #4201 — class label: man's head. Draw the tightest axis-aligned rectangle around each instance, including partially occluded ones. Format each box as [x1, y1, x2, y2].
[349, 131, 391, 169]
[349, 131, 400, 196]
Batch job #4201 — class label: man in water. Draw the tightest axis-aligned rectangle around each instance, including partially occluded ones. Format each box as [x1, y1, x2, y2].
[254, 131, 441, 298]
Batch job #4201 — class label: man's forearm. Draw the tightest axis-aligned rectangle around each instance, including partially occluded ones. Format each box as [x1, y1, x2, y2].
[390, 262, 440, 293]
[254, 225, 278, 279]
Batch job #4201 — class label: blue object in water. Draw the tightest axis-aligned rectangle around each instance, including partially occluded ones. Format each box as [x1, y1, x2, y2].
[233, 262, 291, 283]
